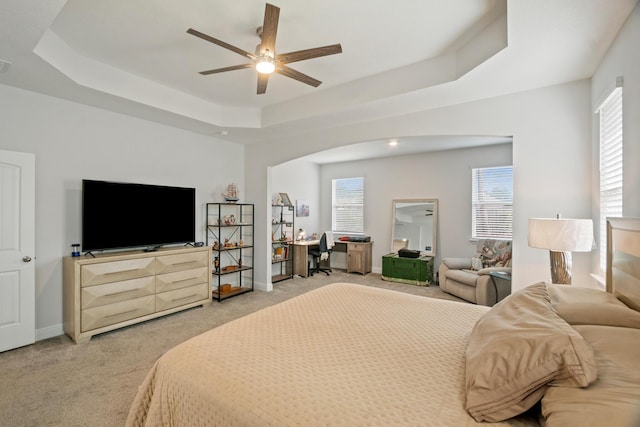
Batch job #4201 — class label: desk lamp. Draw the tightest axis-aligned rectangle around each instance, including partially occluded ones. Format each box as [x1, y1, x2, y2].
[528, 216, 594, 284]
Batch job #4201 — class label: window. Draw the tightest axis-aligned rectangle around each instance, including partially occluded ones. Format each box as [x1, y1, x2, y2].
[598, 86, 623, 271]
[471, 166, 513, 240]
[332, 177, 364, 234]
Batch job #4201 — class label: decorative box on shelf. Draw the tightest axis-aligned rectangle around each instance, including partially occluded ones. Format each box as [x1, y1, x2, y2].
[381, 253, 434, 286]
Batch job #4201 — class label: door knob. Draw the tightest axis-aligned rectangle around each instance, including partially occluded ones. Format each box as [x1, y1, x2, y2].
[22, 256, 32, 263]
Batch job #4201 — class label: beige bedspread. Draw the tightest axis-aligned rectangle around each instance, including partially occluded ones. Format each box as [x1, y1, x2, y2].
[127, 283, 539, 426]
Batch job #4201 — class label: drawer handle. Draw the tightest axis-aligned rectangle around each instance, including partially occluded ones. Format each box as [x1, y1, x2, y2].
[104, 289, 138, 297]
[170, 261, 197, 267]
[171, 294, 197, 303]
[105, 309, 138, 318]
[171, 276, 198, 284]
[104, 268, 140, 275]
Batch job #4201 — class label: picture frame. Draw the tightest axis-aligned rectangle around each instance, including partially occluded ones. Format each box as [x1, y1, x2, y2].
[296, 200, 309, 217]
[279, 193, 292, 206]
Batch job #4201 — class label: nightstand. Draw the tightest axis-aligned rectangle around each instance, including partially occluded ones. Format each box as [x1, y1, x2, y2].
[489, 271, 512, 305]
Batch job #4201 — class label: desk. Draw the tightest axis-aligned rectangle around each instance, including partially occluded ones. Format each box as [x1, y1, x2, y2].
[293, 240, 373, 277]
[292, 240, 319, 278]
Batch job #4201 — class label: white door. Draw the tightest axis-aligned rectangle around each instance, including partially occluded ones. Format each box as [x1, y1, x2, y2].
[0, 150, 35, 352]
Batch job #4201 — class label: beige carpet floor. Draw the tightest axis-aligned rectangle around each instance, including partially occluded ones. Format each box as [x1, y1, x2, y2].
[0, 272, 465, 427]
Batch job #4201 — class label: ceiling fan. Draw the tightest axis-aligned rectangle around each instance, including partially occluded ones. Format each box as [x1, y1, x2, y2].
[187, 3, 342, 94]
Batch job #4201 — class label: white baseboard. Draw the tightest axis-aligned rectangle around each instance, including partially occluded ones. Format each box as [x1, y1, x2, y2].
[254, 281, 269, 292]
[36, 324, 64, 341]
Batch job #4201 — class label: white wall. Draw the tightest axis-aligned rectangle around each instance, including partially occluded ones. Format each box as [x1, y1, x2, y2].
[269, 159, 319, 287]
[0, 84, 244, 339]
[247, 79, 593, 293]
[271, 159, 320, 239]
[317, 144, 512, 275]
[591, 3, 640, 266]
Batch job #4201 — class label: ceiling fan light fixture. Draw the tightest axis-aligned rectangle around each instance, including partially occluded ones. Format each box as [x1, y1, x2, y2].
[188, 3, 342, 94]
[256, 52, 275, 74]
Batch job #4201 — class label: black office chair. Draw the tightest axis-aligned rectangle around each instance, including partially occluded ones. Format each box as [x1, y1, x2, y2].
[308, 233, 332, 276]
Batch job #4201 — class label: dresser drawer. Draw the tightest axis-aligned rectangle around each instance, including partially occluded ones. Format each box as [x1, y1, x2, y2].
[348, 243, 366, 253]
[81, 295, 155, 332]
[156, 283, 209, 312]
[156, 251, 209, 275]
[156, 267, 209, 293]
[81, 276, 155, 309]
[81, 258, 155, 287]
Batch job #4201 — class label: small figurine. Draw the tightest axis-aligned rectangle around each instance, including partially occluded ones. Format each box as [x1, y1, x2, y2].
[239, 239, 244, 247]
[213, 241, 219, 250]
[214, 256, 220, 273]
[222, 183, 239, 203]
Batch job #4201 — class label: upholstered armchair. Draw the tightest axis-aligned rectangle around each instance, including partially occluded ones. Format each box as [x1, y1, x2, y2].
[438, 239, 512, 306]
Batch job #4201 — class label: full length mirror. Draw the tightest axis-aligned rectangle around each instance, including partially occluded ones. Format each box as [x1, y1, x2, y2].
[391, 199, 438, 257]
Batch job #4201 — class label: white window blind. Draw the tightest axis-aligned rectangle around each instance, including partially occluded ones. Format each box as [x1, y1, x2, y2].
[332, 177, 364, 234]
[472, 166, 513, 239]
[599, 86, 623, 271]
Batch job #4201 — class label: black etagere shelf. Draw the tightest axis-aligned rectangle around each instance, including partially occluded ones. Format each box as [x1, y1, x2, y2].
[206, 202, 254, 301]
[271, 203, 294, 283]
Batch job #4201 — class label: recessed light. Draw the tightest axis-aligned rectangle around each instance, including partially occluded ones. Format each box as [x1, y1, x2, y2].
[388, 140, 398, 147]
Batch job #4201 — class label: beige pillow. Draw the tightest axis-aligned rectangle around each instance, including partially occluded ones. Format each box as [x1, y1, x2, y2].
[465, 283, 598, 422]
[542, 325, 640, 427]
[471, 257, 483, 271]
[547, 284, 640, 329]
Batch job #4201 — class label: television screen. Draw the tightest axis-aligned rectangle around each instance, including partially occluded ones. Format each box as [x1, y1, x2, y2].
[82, 180, 196, 252]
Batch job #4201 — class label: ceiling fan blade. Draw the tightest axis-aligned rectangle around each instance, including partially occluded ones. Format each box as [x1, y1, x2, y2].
[187, 28, 256, 60]
[259, 3, 280, 55]
[277, 44, 342, 64]
[199, 64, 254, 75]
[276, 65, 322, 87]
[257, 73, 269, 94]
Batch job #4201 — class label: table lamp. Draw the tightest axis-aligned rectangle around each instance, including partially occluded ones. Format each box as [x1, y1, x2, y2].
[528, 216, 594, 284]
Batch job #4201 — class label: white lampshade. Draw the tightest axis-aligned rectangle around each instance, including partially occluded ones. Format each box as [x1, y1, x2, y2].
[528, 218, 594, 252]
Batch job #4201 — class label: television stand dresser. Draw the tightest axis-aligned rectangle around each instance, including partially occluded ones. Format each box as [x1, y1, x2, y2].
[63, 246, 211, 343]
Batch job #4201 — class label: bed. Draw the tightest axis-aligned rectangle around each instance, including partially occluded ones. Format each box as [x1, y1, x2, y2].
[127, 218, 640, 426]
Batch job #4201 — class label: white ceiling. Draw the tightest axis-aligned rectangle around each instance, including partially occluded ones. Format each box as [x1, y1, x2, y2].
[49, 0, 498, 108]
[0, 0, 637, 160]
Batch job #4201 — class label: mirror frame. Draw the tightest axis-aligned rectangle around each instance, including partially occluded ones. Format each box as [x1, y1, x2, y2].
[391, 199, 438, 257]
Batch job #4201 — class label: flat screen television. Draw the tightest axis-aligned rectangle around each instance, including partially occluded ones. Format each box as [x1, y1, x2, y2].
[82, 179, 196, 252]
